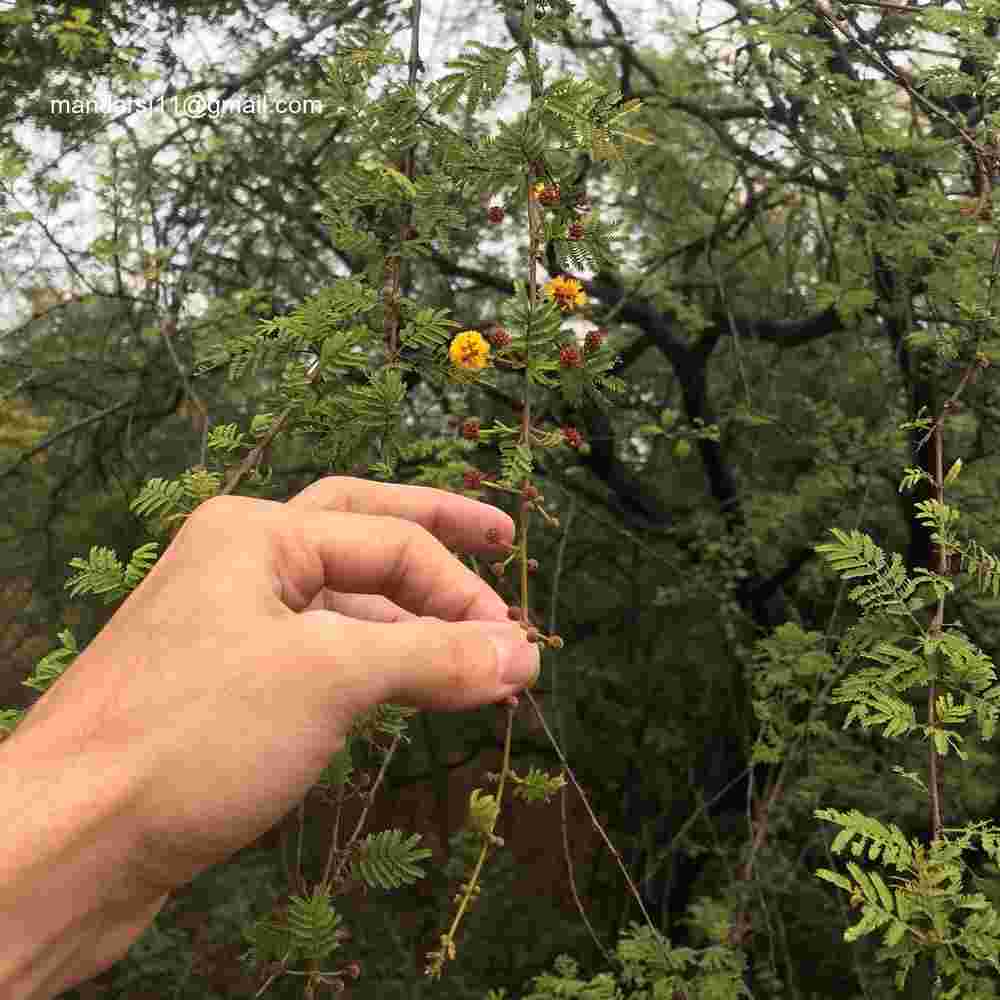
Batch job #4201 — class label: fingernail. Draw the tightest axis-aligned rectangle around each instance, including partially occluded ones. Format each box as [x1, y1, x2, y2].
[492, 629, 541, 687]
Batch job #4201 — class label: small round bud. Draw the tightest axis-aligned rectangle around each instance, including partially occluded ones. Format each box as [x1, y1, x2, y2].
[462, 417, 481, 440]
[526, 628, 540, 643]
[547, 634, 564, 649]
[491, 561, 505, 577]
[527, 558, 539, 574]
[346, 962, 362, 980]
[559, 345, 582, 369]
[568, 222, 585, 240]
[523, 483, 540, 500]
[538, 183, 561, 206]
[488, 326, 511, 348]
[487, 205, 505, 224]
[507, 605, 523, 620]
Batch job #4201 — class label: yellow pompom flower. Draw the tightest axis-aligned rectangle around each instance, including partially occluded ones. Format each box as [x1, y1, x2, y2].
[543, 275, 588, 312]
[448, 330, 492, 371]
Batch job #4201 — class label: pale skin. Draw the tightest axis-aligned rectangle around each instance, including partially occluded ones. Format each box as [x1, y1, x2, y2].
[0, 477, 540, 998]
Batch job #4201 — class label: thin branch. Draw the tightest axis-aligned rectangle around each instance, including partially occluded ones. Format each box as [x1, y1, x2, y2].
[0, 395, 138, 481]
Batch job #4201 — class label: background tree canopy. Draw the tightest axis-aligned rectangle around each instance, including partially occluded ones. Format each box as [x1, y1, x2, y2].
[4, 0, 1000, 996]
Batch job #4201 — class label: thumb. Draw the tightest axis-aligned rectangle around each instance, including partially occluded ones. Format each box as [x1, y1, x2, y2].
[298, 613, 541, 713]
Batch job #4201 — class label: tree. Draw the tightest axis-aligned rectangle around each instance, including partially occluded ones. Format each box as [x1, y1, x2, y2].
[5, 0, 1000, 997]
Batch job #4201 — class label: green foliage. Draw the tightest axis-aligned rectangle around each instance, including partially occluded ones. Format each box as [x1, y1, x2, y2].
[431, 41, 519, 117]
[505, 765, 568, 804]
[814, 478, 1000, 989]
[523, 922, 748, 999]
[750, 622, 834, 763]
[21, 628, 78, 694]
[64, 540, 159, 605]
[130, 468, 223, 534]
[815, 528, 921, 617]
[816, 812, 1000, 993]
[351, 830, 434, 890]
[243, 884, 345, 963]
[351, 702, 418, 743]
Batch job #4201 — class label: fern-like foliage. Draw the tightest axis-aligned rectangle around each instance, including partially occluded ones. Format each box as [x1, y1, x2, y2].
[498, 438, 533, 487]
[816, 812, 1000, 992]
[242, 885, 345, 964]
[64, 541, 159, 605]
[351, 702, 418, 743]
[130, 468, 223, 535]
[431, 41, 518, 116]
[550, 213, 621, 273]
[21, 628, 78, 693]
[815, 527, 919, 616]
[540, 77, 653, 169]
[960, 538, 1000, 599]
[0, 707, 26, 737]
[814, 489, 1000, 992]
[522, 922, 748, 999]
[500, 279, 566, 366]
[351, 829, 433, 890]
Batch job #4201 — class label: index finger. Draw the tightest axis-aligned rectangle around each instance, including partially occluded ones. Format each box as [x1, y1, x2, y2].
[287, 475, 517, 554]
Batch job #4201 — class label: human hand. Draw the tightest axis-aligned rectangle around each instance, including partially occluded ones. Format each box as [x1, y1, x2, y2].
[9, 477, 540, 899]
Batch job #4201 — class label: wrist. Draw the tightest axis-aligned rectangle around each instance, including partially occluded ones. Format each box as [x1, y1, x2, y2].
[0, 728, 168, 998]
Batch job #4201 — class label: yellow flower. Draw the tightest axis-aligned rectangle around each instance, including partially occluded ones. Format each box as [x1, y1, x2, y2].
[543, 275, 588, 312]
[448, 330, 491, 371]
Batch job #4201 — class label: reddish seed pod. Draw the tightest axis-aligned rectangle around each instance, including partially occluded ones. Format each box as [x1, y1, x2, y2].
[488, 326, 511, 348]
[526, 628, 540, 643]
[527, 558, 539, 573]
[507, 605, 523, 620]
[559, 345, 582, 369]
[538, 183, 561, 206]
[523, 484, 540, 500]
[491, 561, 505, 577]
